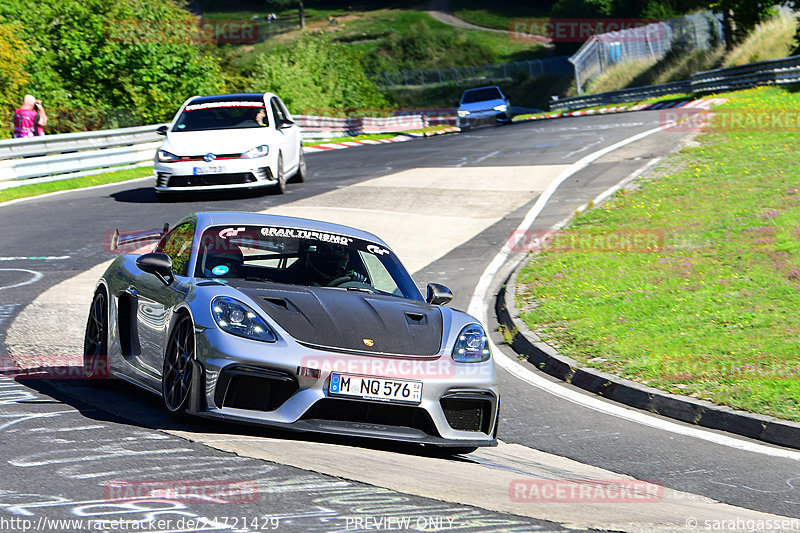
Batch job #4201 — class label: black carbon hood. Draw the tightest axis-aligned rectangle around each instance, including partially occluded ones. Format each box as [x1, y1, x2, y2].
[236, 284, 443, 356]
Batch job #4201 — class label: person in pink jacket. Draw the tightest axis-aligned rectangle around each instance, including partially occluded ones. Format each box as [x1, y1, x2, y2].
[13, 94, 47, 138]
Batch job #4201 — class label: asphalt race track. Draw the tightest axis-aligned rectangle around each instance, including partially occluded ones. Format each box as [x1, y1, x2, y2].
[2, 112, 800, 532]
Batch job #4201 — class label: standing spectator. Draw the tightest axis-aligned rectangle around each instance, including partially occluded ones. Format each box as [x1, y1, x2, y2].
[13, 94, 46, 138]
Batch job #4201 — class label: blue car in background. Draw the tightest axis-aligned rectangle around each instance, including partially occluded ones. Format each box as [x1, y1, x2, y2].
[457, 86, 511, 130]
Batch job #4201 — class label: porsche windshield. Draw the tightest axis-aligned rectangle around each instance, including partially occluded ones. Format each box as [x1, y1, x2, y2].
[195, 225, 423, 300]
[173, 102, 267, 132]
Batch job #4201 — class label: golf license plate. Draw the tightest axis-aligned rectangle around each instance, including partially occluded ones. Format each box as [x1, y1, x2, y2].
[193, 165, 224, 175]
[329, 373, 422, 405]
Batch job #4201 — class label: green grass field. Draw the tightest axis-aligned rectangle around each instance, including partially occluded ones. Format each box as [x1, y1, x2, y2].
[516, 86, 800, 421]
[449, 0, 552, 31]
[206, 5, 545, 75]
[0, 167, 151, 203]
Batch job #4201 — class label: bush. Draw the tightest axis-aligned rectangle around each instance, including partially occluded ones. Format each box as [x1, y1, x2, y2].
[249, 33, 387, 113]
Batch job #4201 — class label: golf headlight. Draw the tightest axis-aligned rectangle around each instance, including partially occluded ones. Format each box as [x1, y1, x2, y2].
[212, 296, 277, 342]
[457, 110, 470, 117]
[452, 323, 491, 363]
[493, 104, 508, 112]
[157, 149, 180, 163]
[241, 145, 270, 159]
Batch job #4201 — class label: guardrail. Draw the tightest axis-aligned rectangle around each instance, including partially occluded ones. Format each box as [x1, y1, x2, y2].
[0, 112, 456, 187]
[0, 125, 165, 184]
[551, 53, 800, 111]
[550, 80, 692, 110]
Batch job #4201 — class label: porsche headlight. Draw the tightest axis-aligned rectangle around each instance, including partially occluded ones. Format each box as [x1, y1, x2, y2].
[157, 149, 180, 163]
[212, 296, 277, 342]
[241, 145, 270, 159]
[493, 104, 508, 112]
[452, 323, 491, 363]
[457, 110, 470, 117]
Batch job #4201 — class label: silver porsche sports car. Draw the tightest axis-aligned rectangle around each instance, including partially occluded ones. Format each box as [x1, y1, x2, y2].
[84, 212, 499, 452]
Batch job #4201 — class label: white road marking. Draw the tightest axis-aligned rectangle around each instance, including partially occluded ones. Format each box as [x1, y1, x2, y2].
[0, 256, 70, 261]
[467, 126, 800, 461]
[462, 150, 500, 166]
[0, 268, 43, 291]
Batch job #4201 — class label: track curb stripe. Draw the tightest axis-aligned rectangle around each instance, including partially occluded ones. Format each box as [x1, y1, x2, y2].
[303, 127, 460, 152]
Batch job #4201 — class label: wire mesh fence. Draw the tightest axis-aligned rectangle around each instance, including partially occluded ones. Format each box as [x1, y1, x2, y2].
[371, 57, 573, 89]
[570, 11, 723, 94]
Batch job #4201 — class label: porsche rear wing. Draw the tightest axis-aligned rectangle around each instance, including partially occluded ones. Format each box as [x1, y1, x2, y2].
[110, 223, 169, 252]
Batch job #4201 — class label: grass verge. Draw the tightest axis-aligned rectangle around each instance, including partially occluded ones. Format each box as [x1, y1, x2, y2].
[516, 86, 800, 421]
[0, 167, 151, 204]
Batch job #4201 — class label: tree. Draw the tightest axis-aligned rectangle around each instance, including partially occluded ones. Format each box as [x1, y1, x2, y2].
[299, 1, 305, 30]
[0, 21, 29, 122]
[0, 0, 226, 127]
[722, 0, 795, 48]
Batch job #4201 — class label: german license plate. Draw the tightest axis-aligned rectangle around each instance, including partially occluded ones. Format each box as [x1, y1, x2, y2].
[329, 373, 422, 404]
[193, 165, 224, 175]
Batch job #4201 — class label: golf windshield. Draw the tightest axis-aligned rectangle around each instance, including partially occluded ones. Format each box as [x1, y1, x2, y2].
[174, 102, 267, 132]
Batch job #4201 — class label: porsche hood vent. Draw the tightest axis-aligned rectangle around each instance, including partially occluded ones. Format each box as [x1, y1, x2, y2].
[238, 286, 443, 356]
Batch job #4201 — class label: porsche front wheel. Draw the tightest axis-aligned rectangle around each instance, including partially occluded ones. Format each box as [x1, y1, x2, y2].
[83, 289, 109, 382]
[162, 314, 195, 418]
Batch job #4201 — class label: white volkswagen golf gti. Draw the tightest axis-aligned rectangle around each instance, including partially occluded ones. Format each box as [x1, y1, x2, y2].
[153, 93, 306, 200]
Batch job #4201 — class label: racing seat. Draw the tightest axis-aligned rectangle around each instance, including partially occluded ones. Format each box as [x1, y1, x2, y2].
[201, 240, 244, 278]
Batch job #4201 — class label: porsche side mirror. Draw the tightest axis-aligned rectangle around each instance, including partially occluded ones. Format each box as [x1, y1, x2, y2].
[136, 252, 174, 285]
[426, 283, 453, 306]
[279, 119, 294, 129]
[156, 125, 168, 136]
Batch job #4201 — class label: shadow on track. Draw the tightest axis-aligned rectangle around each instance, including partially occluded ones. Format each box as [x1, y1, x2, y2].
[111, 187, 278, 204]
[17, 376, 480, 463]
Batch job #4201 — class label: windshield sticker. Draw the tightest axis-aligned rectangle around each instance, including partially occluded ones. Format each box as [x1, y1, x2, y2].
[367, 244, 389, 256]
[212, 265, 229, 276]
[219, 227, 246, 239]
[260, 227, 353, 246]
[185, 102, 263, 111]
